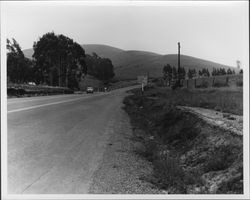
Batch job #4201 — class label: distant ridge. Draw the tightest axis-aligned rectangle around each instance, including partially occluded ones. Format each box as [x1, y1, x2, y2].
[22, 44, 236, 80]
[82, 44, 124, 61]
[22, 44, 124, 60]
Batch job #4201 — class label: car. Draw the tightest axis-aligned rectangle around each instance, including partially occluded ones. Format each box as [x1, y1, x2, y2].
[86, 86, 94, 94]
[28, 82, 36, 86]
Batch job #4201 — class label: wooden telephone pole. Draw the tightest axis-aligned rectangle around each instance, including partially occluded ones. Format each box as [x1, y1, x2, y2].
[177, 42, 181, 85]
[178, 42, 180, 70]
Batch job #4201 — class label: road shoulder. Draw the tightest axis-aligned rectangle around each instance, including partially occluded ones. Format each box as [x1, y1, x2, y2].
[88, 104, 162, 194]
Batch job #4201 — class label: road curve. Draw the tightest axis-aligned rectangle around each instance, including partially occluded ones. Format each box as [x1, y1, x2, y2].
[7, 86, 138, 194]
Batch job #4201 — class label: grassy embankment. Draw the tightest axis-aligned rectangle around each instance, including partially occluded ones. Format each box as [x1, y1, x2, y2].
[123, 85, 243, 194]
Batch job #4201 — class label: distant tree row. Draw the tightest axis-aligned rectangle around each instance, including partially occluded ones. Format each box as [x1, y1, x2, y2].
[211, 68, 236, 76]
[163, 64, 186, 86]
[162, 64, 243, 86]
[198, 68, 210, 77]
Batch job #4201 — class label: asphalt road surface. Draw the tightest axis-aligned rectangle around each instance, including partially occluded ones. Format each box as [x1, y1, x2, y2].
[7, 86, 138, 194]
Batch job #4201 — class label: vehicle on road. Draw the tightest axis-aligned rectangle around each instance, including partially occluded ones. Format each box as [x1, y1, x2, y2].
[86, 87, 94, 94]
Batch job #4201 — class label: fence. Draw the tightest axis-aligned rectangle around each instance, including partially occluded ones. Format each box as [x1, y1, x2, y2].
[182, 74, 243, 89]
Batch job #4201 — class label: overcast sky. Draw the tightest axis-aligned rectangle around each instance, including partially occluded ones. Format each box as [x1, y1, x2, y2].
[2, 1, 249, 68]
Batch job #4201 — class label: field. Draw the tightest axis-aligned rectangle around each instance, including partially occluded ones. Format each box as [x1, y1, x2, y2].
[133, 85, 243, 115]
[123, 85, 243, 194]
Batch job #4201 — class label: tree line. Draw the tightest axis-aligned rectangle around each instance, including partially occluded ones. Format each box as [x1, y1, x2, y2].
[7, 32, 115, 90]
[163, 64, 243, 86]
[162, 64, 186, 86]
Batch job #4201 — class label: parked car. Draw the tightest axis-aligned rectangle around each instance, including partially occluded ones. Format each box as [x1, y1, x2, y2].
[86, 86, 94, 94]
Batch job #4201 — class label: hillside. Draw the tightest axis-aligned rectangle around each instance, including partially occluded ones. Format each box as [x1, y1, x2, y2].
[22, 44, 124, 60]
[22, 48, 34, 59]
[82, 44, 124, 61]
[114, 54, 235, 80]
[22, 44, 235, 80]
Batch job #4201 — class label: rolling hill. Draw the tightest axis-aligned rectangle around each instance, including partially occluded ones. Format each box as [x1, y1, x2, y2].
[22, 44, 235, 80]
[22, 44, 124, 61]
[114, 54, 235, 80]
[82, 44, 124, 61]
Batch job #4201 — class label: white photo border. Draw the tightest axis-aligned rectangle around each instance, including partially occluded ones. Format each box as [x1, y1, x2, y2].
[1, 1, 249, 199]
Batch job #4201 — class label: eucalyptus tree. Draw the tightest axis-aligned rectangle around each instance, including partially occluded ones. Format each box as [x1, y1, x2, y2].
[33, 32, 86, 89]
[85, 52, 115, 82]
[163, 64, 172, 86]
[7, 38, 33, 83]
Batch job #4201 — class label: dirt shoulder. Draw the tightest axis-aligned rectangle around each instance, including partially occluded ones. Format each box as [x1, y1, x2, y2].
[89, 97, 162, 194]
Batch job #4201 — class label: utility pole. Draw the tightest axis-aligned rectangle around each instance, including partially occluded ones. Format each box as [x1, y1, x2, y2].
[178, 42, 181, 70]
[177, 42, 181, 85]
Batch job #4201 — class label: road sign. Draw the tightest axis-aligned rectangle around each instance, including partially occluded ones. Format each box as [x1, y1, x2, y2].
[137, 75, 148, 85]
[137, 75, 148, 92]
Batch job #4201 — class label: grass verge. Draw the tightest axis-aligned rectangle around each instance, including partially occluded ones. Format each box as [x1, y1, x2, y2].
[123, 86, 243, 194]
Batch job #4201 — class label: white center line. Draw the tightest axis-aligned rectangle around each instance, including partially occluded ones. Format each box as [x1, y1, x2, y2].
[7, 94, 105, 114]
[7, 94, 83, 104]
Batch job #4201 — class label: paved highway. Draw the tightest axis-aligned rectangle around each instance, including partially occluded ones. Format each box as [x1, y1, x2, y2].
[7, 86, 137, 194]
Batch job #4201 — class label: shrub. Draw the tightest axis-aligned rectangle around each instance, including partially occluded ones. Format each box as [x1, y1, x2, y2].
[161, 110, 199, 144]
[153, 153, 202, 193]
[153, 154, 186, 191]
[204, 145, 235, 172]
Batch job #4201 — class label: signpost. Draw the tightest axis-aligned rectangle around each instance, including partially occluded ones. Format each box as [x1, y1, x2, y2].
[137, 75, 148, 92]
[137, 75, 148, 108]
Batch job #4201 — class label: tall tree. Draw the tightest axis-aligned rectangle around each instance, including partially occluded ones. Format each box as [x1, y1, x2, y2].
[227, 68, 233, 75]
[85, 52, 115, 82]
[163, 64, 172, 86]
[7, 38, 33, 83]
[198, 70, 202, 77]
[187, 68, 197, 79]
[33, 32, 86, 89]
[172, 66, 177, 82]
[178, 67, 186, 80]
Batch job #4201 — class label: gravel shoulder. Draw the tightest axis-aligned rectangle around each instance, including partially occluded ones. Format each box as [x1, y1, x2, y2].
[89, 101, 162, 194]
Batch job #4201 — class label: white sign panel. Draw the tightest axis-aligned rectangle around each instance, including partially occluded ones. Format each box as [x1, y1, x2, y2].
[137, 75, 148, 85]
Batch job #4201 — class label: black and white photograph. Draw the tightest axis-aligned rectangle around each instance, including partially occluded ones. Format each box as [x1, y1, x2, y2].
[1, 1, 249, 199]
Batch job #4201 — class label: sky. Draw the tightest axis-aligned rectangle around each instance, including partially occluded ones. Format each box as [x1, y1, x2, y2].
[2, 1, 249, 68]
